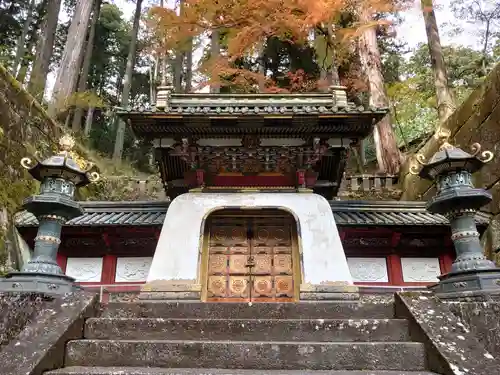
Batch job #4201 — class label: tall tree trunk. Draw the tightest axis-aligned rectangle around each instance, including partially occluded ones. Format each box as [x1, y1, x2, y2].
[173, 0, 185, 92]
[150, 62, 155, 103]
[48, 0, 93, 119]
[185, 38, 193, 92]
[358, 7, 401, 174]
[159, 0, 168, 86]
[257, 42, 266, 92]
[72, 0, 102, 133]
[84, 107, 94, 136]
[12, 0, 36, 78]
[328, 24, 341, 86]
[112, 0, 143, 161]
[314, 24, 340, 89]
[314, 27, 329, 86]
[17, 4, 46, 85]
[160, 54, 168, 85]
[173, 54, 183, 91]
[481, 19, 491, 76]
[28, 0, 62, 100]
[210, 29, 220, 93]
[421, 0, 455, 123]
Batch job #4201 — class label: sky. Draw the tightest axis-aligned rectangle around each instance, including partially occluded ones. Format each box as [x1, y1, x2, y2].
[46, 0, 479, 97]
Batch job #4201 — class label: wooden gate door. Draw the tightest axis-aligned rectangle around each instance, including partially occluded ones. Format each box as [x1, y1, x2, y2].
[206, 214, 296, 302]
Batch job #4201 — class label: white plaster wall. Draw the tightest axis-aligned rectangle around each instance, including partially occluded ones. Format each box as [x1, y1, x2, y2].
[147, 193, 353, 285]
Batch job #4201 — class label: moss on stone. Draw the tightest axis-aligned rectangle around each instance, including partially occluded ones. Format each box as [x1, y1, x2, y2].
[0, 64, 155, 270]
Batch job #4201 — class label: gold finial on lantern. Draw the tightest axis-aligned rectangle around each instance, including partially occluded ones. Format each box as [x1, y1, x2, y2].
[59, 134, 76, 152]
[436, 129, 453, 151]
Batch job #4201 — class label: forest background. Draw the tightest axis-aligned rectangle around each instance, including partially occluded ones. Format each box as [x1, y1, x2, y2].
[1, 0, 499, 181]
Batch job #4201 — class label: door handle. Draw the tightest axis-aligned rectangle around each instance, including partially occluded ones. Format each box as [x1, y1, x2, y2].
[246, 256, 256, 267]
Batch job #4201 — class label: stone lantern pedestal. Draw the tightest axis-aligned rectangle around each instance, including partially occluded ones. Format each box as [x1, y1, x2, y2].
[0, 135, 100, 296]
[411, 135, 500, 299]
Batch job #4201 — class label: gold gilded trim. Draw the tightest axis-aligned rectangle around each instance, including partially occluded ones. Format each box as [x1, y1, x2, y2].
[199, 223, 211, 302]
[147, 114, 182, 119]
[297, 188, 314, 193]
[318, 114, 350, 118]
[35, 235, 61, 245]
[203, 186, 295, 191]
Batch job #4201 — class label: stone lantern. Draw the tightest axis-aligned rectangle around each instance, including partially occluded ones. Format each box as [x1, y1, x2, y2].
[411, 133, 500, 299]
[0, 135, 99, 295]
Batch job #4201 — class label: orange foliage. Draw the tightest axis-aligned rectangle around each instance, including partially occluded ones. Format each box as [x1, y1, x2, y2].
[147, 0, 408, 91]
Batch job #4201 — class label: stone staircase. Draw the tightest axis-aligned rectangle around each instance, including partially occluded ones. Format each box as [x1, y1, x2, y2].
[44, 301, 441, 375]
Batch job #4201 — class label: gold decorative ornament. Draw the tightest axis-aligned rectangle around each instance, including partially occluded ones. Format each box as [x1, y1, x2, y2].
[55, 134, 87, 170]
[59, 135, 101, 179]
[438, 141, 454, 151]
[20, 133, 101, 183]
[20, 157, 33, 170]
[87, 170, 100, 183]
[470, 142, 494, 163]
[409, 153, 426, 175]
[409, 129, 494, 175]
[436, 129, 453, 151]
[409, 131, 453, 175]
[59, 134, 76, 151]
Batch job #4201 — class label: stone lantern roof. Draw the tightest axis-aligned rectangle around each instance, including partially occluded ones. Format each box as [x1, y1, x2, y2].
[21, 134, 100, 187]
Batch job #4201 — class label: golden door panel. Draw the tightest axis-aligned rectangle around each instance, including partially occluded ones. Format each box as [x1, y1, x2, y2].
[252, 223, 292, 247]
[275, 275, 294, 296]
[210, 224, 248, 247]
[208, 254, 227, 274]
[252, 276, 273, 297]
[207, 221, 250, 301]
[207, 275, 251, 301]
[207, 275, 227, 298]
[206, 216, 297, 302]
[228, 254, 250, 274]
[252, 254, 273, 275]
[273, 254, 292, 274]
[228, 276, 250, 298]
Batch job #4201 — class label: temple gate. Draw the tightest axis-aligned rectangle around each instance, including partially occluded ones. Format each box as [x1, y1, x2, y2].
[89, 86, 387, 301]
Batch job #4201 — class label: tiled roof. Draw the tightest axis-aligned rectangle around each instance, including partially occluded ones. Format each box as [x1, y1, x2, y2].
[330, 201, 491, 226]
[14, 200, 491, 228]
[115, 91, 388, 117]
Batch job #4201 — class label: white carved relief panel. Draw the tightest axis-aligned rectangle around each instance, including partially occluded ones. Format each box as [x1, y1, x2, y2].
[65, 257, 103, 282]
[401, 257, 441, 282]
[347, 257, 389, 282]
[115, 257, 153, 282]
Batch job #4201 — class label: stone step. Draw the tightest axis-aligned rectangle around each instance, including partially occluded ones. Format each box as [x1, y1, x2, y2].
[85, 318, 410, 342]
[45, 367, 441, 375]
[65, 340, 427, 371]
[101, 302, 395, 319]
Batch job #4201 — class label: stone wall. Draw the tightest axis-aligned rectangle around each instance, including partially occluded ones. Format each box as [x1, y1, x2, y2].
[0, 294, 45, 350]
[0, 64, 163, 271]
[0, 292, 98, 375]
[400, 63, 500, 205]
[399, 63, 500, 263]
[447, 301, 500, 355]
[395, 292, 500, 375]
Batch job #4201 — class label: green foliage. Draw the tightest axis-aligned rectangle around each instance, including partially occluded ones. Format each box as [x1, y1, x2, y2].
[0, 0, 48, 71]
[385, 43, 496, 149]
[58, 3, 154, 172]
[404, 43, 490, 96]
[387, 77, 437, 145]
